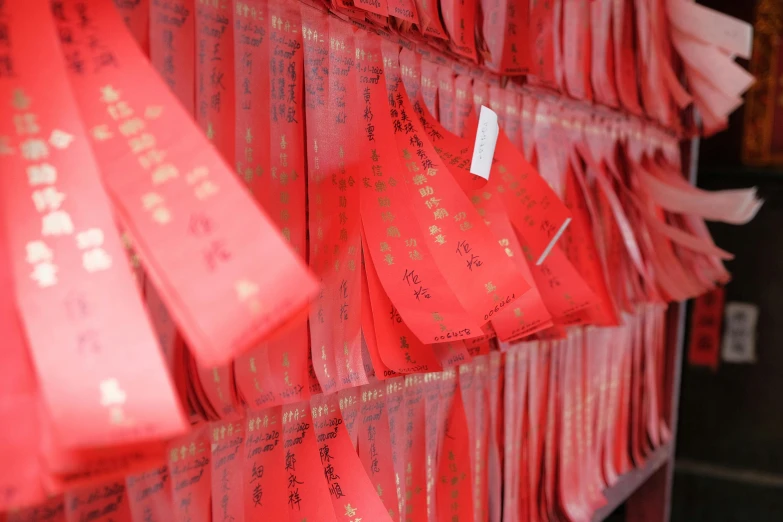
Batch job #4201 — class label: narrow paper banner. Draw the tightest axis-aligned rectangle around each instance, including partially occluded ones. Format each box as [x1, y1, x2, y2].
[60, 0, 319, 367]
[0, 0, 187, 450]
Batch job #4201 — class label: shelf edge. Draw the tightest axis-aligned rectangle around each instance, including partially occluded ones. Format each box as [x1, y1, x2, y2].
[591, 442, 673, 522]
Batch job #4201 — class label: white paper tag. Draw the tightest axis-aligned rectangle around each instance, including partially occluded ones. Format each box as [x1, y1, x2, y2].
[470, 105, 499, 182]
[721, 302, 758, 364]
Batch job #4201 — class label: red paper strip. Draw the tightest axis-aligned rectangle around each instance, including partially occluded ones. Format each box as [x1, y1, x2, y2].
[197, 364, 240, 420]
[529, 0, 556, 85]
[454, 75, 473, 137]
[479, 125, 573, 265]
[150, 0, 195, 114]
[194, 0, 235, 162]
[0, 0, 187, 449]
[359, 258, 400, 380]
[311, 394, 394, 521]
[61, 0, 318, 367]
[504, 89, 522, 147]
[440, 0, 478, 59]
[486, 217, 553, 341]
[437, 66, 457, 134]
[209, 419, 245, 522]
[383, 377, 406, 517]
[482, 0, 529, 74]
[562, 0, 592, 101]
[301, 5, 340, 393]
[234, 0, 270, 208]
[489, 84, 506, 130]
[436, 370, 474, 521]
[235, 0, 314, 402]
[0, 208, 44, 511]
[362, 242, 443, 374]
[281, 402, 339, 521]
[589, 0, 619, 107]
[502, 348, 520, 521]
[243, 407, 288, 518]
[235, 348, 280, 411]
[400, 375, 428, 519]
[358, 382, 400, 518]
[486, 353, 503, 521]
[302, 12, 368, 392]
[402, 95, 553, 340]
[561, 162, 620, 326]
[471, 78, 488, 114]
[169, 426, 212, 522]
[472, 357, 490, 522]
[528, 239, 600, 321]
[423, 372, 444, 521]
[354, 31, 482, 344]
[613, 0, 643, 115]
[329, 16, 370, 389]
[337, 389, 361, 449]
[383, 44, 532, 327]
[420, 58, 439, 119]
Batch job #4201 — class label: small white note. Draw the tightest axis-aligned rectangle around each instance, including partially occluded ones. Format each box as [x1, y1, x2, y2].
[721, 301, 759, 364]
[470, 105, 499, 182]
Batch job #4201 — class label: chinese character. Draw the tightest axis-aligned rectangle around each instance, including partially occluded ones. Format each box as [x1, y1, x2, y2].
[76, 228, 104, 249]
[252, 484, 263, 508]
[203, 240, 231, 270]
[25, 240, 53, 264]
[26, 163, 57, 185]
[285, 450, 296, 471]
[118, 118, 146, 137]
[42, 210, 74, 236]
[250, 462, 264, 482]
[30, 261, 58, 288]
[108, 101, 134, 121]
[128, 133, 155, 154]
[20, 139, 48, 161]
[100, 85, 121, 103]
[138, 149, 166, 170]
[82, 248, 113, 273]
[287, 473, 303, 488]
[49, 129, 74, 149]
[91, 124, 114, 141]
[14, 113, 39, 135]
[195, 180, 219, 200]
[287, 488, 302, 511]
[99, 378, 127, 407]
[32, 187, 65, 212]
[144, 106, 164, 119]
[329, 482, 346, 499]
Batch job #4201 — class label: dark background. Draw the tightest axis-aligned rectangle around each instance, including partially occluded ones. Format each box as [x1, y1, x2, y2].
[670, 0, 783, 520]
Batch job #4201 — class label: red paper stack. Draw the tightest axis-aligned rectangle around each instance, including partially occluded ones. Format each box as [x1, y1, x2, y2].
[0, 0, 759, 521]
